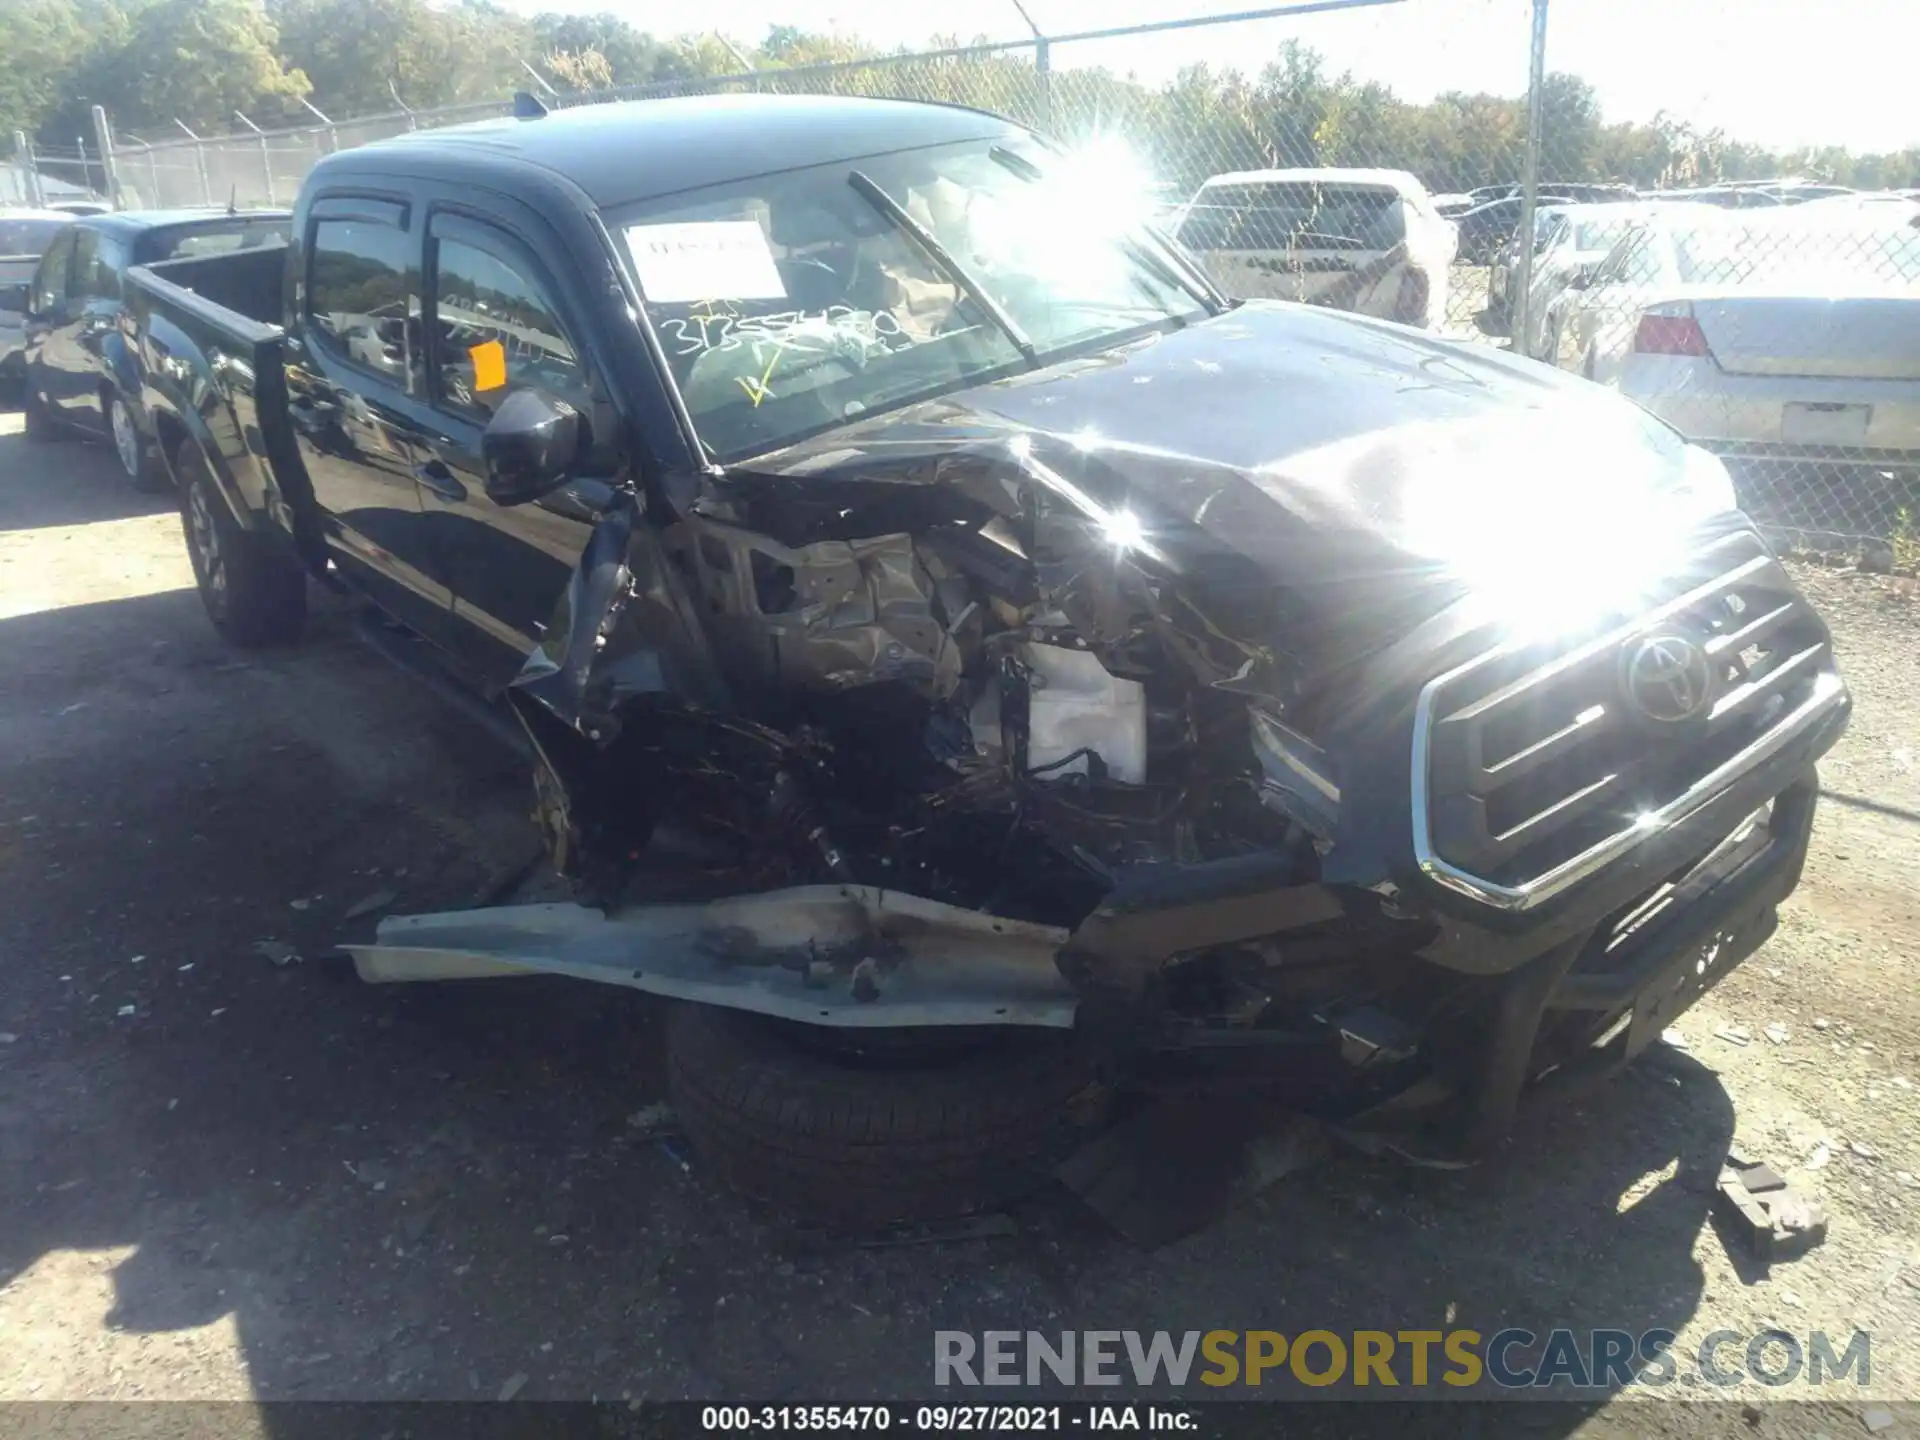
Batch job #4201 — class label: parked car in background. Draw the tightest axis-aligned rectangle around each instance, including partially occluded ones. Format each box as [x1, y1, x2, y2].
[1511, 202, 1650, 359]
[1455, 185, 1639, 267]
[0, 209, 72, 382]
[1484, 203, 1569, 330]
[1452, 191, 1577, 264]
[1175, 167, 1457, 328]
[17, 207, 288, 487]
[1586, 211, 1920, 483]
[46, 200, 114, 217]
[1653, 186, 1788, 210]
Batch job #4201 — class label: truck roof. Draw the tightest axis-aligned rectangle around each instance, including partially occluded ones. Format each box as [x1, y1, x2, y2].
[338, 94, 1022, 211]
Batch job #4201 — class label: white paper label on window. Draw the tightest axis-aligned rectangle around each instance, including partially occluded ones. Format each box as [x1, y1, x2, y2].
[623, 220, 787, 304]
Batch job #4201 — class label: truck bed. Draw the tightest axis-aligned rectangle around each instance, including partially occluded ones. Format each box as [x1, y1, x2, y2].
[124, 241, 317, 563]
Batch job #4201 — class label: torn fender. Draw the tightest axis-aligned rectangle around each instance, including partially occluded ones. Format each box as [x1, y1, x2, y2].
[509, 487, 729, 736]
[347, 884, 1078, 1029]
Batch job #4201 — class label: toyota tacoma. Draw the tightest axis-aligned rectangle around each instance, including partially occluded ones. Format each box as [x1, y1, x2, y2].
[121, 93, 1850, 1225]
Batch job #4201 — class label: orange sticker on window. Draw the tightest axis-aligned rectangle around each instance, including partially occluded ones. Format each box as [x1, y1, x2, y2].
[468, 339, 506, 394]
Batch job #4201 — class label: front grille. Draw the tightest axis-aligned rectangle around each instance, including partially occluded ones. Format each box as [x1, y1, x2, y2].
[1413, 534, 1841, 910]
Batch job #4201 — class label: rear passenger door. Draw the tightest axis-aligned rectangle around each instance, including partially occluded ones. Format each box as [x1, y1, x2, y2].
[37, 226, 125, 426]
[60, 226, 130, 433]
[285, 196, 455, 644]
[25, 228, 75, 406]
[413, 210, 604, 690]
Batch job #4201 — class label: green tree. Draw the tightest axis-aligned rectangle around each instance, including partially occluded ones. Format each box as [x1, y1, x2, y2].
[67, 0, 308, 134]
[0, 0, 127, 140]
[1537, 71, 1601, 180]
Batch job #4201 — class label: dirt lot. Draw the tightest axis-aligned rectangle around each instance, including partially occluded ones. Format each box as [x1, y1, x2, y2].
[1, 401, 1918, 1433]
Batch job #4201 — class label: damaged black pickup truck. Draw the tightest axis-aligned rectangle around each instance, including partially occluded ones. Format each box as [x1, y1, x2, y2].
[123, 93, 1851, 1226]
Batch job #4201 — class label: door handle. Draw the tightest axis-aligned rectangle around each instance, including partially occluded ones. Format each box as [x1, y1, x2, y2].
[414, 459, 468, 503]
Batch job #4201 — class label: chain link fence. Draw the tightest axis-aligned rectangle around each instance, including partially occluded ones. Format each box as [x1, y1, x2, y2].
[8, 0, 1916, 559]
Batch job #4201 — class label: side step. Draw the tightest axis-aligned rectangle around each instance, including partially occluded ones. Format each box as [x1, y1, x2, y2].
[351, 611, 531, 761]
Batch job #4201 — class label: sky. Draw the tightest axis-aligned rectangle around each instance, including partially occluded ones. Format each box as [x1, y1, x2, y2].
[501, 0, 1917, 155]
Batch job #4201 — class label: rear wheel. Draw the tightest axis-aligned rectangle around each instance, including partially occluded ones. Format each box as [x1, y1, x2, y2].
[22, 382, 59, 443]
[178, 439, 307, 647]
[109, 392, 165, 492]
[667, 1003, 1113, 1229]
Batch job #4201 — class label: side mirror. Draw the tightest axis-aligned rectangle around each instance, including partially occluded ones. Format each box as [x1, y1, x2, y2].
[0, 284, 26, 316]
[481, 388, 581, 506]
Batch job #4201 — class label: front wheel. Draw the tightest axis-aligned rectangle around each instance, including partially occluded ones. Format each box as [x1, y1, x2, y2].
[109, 392, 166, 492]
[178, 439, 307, 647]
[667, 1003, 1113, 1228]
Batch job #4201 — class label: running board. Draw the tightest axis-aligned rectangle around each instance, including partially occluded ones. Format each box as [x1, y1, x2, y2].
[352, 612, 531, 760]
[346, 884, 1079, 1029]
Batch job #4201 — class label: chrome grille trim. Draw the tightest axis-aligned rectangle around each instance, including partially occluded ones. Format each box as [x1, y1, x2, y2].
[1411, 556, 1846, 912]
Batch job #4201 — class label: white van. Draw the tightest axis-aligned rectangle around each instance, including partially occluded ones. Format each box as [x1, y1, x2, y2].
[1173, 168, 1457, 329]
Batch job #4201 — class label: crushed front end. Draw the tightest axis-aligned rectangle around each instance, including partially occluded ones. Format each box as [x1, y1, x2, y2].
[364, 302, 1850, 1161]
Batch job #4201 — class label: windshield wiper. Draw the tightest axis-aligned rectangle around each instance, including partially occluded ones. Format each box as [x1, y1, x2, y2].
[847, 169, 1036, 363]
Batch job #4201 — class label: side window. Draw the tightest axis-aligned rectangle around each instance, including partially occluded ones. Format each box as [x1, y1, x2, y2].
[1621, 235, 1665, 285]
[307, 217, 415, 392]
[71, 229, 122, 301]
[35, 232, 74, 310]
[427, 230, 588, 421]
[1594, 232, 1643, 285]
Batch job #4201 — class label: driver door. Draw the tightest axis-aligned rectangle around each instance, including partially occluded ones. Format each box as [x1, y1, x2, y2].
[412, 209, 608, 691]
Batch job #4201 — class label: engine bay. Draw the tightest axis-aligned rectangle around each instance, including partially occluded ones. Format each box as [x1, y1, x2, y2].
[515, 447, 1346, 934]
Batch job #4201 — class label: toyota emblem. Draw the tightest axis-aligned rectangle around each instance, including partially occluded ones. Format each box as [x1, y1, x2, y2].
[1621, 632, 1715, 725]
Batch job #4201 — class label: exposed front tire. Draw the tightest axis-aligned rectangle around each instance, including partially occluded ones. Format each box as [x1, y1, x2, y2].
[109, 391, 166, 492]
[667, 1003, 1112, 1229]
[178, 439, 307, 647]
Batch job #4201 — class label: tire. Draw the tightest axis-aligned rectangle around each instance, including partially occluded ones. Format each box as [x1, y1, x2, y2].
[22, 383, 60, 443]
[667, 1003, 1113, 1229]
[177, 439, 307, 647]
[109, 391, 166, 492]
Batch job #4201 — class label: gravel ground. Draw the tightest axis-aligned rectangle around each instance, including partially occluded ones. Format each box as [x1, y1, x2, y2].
[0, 401, 1916, 1435]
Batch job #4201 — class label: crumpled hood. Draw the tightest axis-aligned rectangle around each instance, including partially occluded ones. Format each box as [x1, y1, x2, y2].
[741, 301, 1711, 599]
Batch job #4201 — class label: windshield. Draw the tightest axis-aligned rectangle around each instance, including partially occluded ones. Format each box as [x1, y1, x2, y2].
[617, 138, 1208, 464]
[1673, 222, 1920, 286]
[0, 218, 67, 257]
[1572, 218, 1633, 253]
[1177, 181, 1410, 253]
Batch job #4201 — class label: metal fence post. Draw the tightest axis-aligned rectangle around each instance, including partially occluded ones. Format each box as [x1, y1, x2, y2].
[89, 105, 118, 207]
[12, 130, 43, 206]
[300, 98, 337, 153]
[1511, 0, 1550, 361]
[175, 119, 213, 205]
[1034, 38, 1052, 132]
[235, 111, 275, 205]
[1008, 0, 1051, 133]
